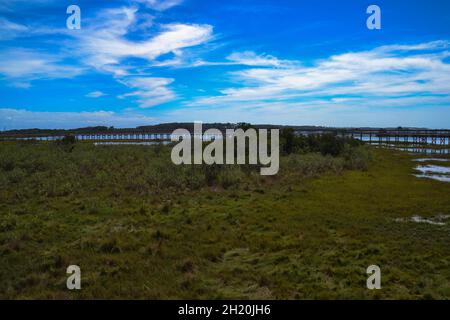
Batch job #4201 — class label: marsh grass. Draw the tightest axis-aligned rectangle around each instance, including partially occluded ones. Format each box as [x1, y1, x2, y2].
[0, 141, 449, 299]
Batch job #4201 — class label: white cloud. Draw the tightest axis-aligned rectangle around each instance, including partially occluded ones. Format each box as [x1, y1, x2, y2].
[227, 51, 294, 67]
[185, 51, 295, 68]
[0, 48, 84, 87]
[119, 77, 176, 108]
[1, 3, 214, 107]
[0, 17, 28, 39]
[166, 99, 450, 129]
[64, 6, 212, 107]
[86, 91, 106, 98]
[374, 40, 450, 53]
[0, 108, 156, 130]
[137, 0, 183, 11]
[72, 7, 213, 75]
[190, 41, 450, 109]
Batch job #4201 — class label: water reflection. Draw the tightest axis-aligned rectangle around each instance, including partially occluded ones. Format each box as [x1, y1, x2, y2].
[395, 215, 450, 226]
[415, 165, 450, 174]
[414, 174, 450, 183]
[414, 163, 450, 183]
[371, 143, 450, 155]
[413, 158, 450, 162]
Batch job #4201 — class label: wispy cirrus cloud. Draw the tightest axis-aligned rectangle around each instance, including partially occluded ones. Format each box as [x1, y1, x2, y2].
[73, 7, 213, 72]
[86, 91, 107, 98]
[1, 1, 449, 129]
[66, 6, 213, 107]
[185, 51, 295, 68]
[136, 0, 183, 11]
[0, 17, 28, 39]
[0, 4, 214, 107]
[190, 41, 450, 109]
[167, 95, 450, 128]
[0, 48, 84, 87]
[118, 77, 176, 108]
[226, 51, 294, 67]
[0, 108, 156, 130]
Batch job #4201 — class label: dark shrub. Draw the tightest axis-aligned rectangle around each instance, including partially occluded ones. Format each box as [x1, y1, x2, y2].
[280, 131, 348, 156]
[57, 135, 77, 153]
[61, 135, 77, 144]
[316, 133, 345, 156]
[280, 128, 295, 155]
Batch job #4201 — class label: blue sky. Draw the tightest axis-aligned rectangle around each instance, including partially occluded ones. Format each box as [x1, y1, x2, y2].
[1, 0, 450, 129]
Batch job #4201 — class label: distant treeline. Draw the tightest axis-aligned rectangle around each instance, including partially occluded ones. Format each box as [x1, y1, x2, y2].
[0, 123, 329, 137]
[0, 123, 425, 138]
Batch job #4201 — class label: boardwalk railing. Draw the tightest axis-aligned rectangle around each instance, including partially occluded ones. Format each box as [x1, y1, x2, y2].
[2, 128, 450, 145]
[294, 129, 450, 146]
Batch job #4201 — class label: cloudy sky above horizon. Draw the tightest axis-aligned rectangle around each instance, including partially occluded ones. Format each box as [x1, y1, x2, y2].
[1, 0, 450, 129]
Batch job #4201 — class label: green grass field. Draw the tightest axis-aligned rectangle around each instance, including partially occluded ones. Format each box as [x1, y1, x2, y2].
[0, 141, 449, 299]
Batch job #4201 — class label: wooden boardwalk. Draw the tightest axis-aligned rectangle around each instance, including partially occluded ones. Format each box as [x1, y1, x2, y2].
[2, 128, 450, 145]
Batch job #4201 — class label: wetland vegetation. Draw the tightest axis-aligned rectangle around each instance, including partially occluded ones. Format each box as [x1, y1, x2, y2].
[0, 133, 449, 299]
